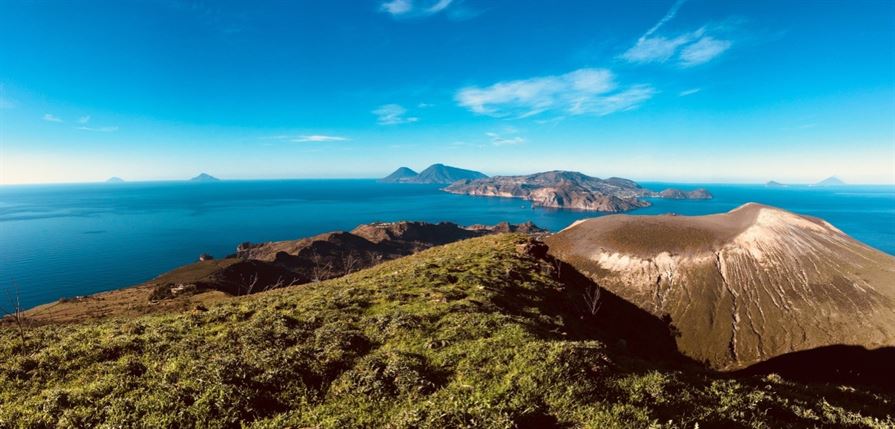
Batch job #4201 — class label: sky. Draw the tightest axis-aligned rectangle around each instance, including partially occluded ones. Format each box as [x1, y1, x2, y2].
[1, 0, 893, 185]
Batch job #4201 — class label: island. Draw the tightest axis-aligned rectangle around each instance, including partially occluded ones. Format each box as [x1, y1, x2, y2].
[444, 170, 712, 212]
[189, 173, 220, 182]
[813, 176, 846, 187]
[379, 163, 487, 184]
[766, 180, 788, 187]
[105, 176, 125, 183]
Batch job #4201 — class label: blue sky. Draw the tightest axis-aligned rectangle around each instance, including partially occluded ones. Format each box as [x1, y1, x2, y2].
[1, 0, 893, 184]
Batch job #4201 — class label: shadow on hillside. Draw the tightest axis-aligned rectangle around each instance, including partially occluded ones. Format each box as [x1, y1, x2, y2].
[551, 257, 703, 369]
[736, 345, 895, 391]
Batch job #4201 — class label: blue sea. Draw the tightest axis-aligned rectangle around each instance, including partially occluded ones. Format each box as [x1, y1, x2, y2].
[1, 180, 893, 310]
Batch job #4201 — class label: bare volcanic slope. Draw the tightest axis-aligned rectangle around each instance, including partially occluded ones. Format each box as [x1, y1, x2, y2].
[445, 170, 712, 212]
[546, 203, 895, 370]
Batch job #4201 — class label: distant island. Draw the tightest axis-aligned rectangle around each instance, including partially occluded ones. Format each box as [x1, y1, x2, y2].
[105, 176, 125, 183]
[379, 163, 487, 184]
[766, 180, 787, 187]
[189, 173, 220, 182]
[814, 176, 846, 187]
[444, 170, 712, 212]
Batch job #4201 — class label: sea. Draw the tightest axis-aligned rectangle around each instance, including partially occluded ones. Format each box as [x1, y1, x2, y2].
[1, 180, 893, 310]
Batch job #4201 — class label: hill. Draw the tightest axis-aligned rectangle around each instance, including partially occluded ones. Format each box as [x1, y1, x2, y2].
[105, 176, 125, 183]
[378, 167, 418, 183]
[1, 234, 892, 427]
[23, 221, 544, 323]
[379, 164, 487, 184]
[814, 176, 847, 186]
[445, 171, 713, 212]
[190, 173, 220, 182]
[546, 203, 895, 371]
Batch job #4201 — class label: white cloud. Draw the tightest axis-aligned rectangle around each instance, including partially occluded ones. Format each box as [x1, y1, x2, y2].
[621, 0, 731, 67]
[373, 104, 419, 125]
[642, 0, 688, 39]
[291, 135, 349, 142]
[456, 68, 653, 118]
[486, 132, 524, 146]
[380, 0, 454, 17]
[381, 0, 412, 15]
[78, 115, 91, 124]
[679, 88, 701, 96]
[43, 113, 63, 122]
[622, 32, 699, 63]
[679, 36, 732, 66]
[76, 126, 118, 132]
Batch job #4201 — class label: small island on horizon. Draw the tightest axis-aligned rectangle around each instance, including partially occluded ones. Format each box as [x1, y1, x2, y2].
[189, 173, 220, 182]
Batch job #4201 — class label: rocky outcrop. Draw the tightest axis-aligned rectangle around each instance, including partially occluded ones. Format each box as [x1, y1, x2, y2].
[380, 164, 487, 184]
[444, 171, 711, 212]
[545, 203, 895, 370]
[152, 221, 545, 299]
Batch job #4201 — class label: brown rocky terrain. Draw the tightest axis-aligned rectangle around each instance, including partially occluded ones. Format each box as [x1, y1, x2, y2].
[545, 203, 895, 370]
[444, 170, 712, 212]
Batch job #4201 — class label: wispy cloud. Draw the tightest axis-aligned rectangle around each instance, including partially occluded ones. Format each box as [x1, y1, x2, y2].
[291, 135, 350, 143]
[43, 113, 63, 122]
[679, 88, 701, 96]
[679, 36, 732, 66]
[456, 68, 654, 118]
[621, 0, 731, 67]
[622, 31, 701, 64]
[261, 134, 350, 143]
[373, 104, 419, 125]
[78, 115, 91, 124]
[486, 131, 524, 146]
[380, 0, 454, 17]
[642, 0, 688, 39]
[76, 126, 119, 132]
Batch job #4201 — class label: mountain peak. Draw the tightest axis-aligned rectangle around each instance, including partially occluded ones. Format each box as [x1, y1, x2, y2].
[814, 176, 846, 186]
[378, 167, 419, 183]
[380, 164, 487, 184]
[190, 173, 220, 182]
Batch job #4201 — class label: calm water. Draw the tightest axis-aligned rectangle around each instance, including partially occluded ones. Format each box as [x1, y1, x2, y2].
[1, 180, 893, 309]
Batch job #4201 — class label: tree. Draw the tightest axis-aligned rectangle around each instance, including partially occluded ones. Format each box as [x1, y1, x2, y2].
[342, 251, 361, 275]
[310, 252, 334, 283]
[582, 284, 602, 316]
[0, 286, 29, 354]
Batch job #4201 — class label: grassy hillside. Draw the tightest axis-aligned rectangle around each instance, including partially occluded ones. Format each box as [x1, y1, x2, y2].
[1, 234, 892, 428]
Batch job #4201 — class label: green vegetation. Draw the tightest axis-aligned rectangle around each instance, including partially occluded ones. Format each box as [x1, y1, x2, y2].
[1, 234, 892, 428]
